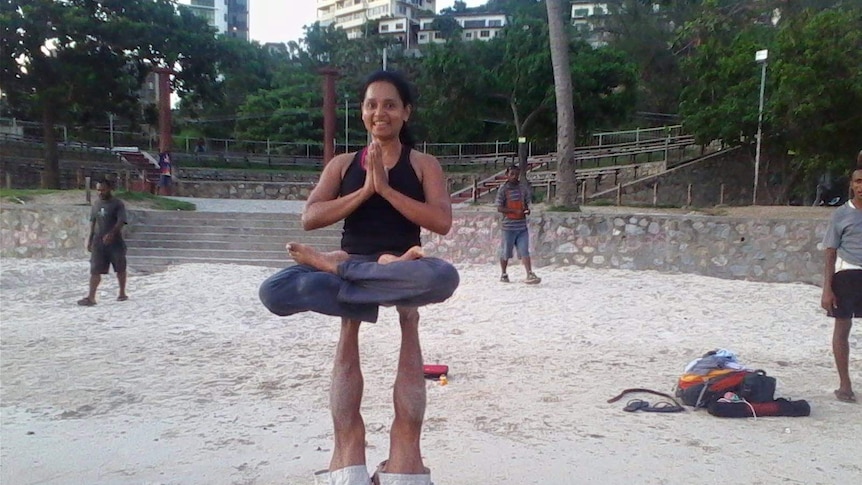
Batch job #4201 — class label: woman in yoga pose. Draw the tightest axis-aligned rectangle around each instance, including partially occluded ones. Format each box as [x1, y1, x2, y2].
[259, 70, 459, 485]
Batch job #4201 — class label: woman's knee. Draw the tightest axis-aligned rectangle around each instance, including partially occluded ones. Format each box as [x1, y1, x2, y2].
[259, 267, 308, 316]
[421, 259, 459, 290]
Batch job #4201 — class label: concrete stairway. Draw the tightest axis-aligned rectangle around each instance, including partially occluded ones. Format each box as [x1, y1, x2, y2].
[125, 210, 342, 271]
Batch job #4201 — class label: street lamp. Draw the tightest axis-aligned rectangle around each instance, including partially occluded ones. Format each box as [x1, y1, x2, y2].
[753, 49, 768, 205]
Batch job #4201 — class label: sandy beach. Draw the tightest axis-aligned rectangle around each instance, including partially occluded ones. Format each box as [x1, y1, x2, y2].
[1, 258, 860, 485]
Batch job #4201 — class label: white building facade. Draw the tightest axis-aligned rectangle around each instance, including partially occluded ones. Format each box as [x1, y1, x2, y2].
[414, 12, 506, 45]
[317, 0, 437, 39]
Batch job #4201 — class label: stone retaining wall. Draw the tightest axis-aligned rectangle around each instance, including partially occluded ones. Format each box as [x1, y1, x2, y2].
[1, 205, 827, 285]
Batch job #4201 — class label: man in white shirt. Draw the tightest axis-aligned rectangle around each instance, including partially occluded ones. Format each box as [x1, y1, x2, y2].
[821, 164, 862, 403]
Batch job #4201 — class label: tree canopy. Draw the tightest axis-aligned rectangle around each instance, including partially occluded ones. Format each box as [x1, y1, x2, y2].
[0, 0, 224, 187]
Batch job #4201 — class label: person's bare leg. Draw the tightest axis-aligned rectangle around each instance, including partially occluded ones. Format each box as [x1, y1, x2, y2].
[287, 243, 349, 274]
[833, 318, 855, 401]
[330, 318, 367, 470]
[86, 274, 101, 302]
[378, 246, 424, 265]
[500, 258, 508, 274]
[117, 271, 128, 300]
[384, 306, 426, 474]
[522, 256, 533, 275]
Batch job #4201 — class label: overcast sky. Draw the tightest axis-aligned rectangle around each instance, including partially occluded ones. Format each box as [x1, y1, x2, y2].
[251, 0, 487, 45]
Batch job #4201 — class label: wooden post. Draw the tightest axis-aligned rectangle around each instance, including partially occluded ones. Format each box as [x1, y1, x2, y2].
[472, 177, 478, 203]
[77, 167, 84, 189]
[616, 184, 622, 206]
[653, 182, 658, 207]
[720, 183, 725, 205]
[580, 181, 586, 205]
[85, 176, 91, 203]
[687, 184, 693, 207]
[5, 172, 11, 189]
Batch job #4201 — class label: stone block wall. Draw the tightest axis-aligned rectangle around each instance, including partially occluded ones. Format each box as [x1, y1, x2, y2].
[1, 205, 827, 285]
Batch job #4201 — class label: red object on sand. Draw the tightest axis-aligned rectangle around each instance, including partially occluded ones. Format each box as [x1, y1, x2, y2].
[423, 364, 449, 378]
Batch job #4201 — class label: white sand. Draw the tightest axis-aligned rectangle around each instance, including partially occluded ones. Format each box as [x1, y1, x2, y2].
[1, 258, 859, 485]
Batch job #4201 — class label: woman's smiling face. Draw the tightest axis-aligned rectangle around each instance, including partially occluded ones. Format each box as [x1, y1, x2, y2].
[362, 80, 411, 142]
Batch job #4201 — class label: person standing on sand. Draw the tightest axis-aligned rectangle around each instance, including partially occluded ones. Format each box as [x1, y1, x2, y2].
[496, 165, 541, 284]
[258, 70, 459, 485]
[78, 178, 128, 306]
[821, 163, 862, 403]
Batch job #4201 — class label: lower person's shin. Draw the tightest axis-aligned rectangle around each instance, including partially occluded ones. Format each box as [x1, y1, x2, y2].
[386, 308, 426, 474]
[330, 319, 367, 471]
[833, 318, 853, 391]
[117, 271, 127, 297]
[523, 256, 533, 274]
[87, 274, 101, 300]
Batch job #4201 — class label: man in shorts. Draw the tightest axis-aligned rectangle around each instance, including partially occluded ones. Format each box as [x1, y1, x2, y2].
[496, 165, 540, 284]
[821, 164, 862, 402]
[78, 178, 129, 306]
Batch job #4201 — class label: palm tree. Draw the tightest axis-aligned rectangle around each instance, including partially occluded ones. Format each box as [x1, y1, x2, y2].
[545, 0, 579, 208]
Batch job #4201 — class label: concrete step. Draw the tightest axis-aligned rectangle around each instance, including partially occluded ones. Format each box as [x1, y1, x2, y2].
[127, 255, 293, 270]
[127, 247, 291, 260]
[137, 211, 307, 221]
[124, 209, 344, 271]
[126, 232, 339, 245]
[129, 224, 340, 237]
[126, 238, 341, 251]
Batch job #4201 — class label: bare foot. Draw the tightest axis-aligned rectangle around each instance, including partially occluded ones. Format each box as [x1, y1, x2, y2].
[287, 243, 348, 274]
[377, 246, 425, 265]
[835, 389, 857, 403]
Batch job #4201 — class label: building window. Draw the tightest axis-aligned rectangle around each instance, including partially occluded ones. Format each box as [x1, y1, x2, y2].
[488, 19, 502, 27]
[381, 24, 389, 32]
[463, 19, 484, 29]
[395, 23, 403, 30]
[434, 31, 442, 39]
[480, 30, 490, 38]
[573, 8, 589, 18]
[594, 7, 605, 15]
[419, 33, 427, 40]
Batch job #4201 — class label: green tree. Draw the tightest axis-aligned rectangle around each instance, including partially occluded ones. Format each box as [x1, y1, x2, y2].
[770, 7, 862, 172]
[178, 37, 279, 139]
[678, 1, 862, 203]
[1, 0, 222, 188]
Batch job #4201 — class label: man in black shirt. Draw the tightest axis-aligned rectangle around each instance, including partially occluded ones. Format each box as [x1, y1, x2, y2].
[78, 179, 128, 306]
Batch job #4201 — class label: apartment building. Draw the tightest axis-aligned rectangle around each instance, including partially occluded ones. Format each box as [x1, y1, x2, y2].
[317, 0, 437, 39]
[414, 12, 506, 45]
[570, 1, 609, 47]
[180, 0, 249, 40]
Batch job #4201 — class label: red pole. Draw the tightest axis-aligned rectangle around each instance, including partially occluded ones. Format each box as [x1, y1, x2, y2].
[319, 67, 339, 165]
[153, 67, 173, 153]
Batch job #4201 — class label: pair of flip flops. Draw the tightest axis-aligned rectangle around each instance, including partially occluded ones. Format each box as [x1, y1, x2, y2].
[623, 399, 684, 413]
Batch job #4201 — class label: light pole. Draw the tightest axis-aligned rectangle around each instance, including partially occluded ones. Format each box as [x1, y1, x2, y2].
[753, 49, 768, 205]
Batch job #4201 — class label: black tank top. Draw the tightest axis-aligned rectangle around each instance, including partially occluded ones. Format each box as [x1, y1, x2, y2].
[339, 145, 425, 255]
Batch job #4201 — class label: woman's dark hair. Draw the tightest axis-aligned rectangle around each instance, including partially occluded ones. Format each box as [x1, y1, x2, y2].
[360, 70, 416, 147]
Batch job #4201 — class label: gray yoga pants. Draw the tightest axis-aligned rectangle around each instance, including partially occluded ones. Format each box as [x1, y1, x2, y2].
[259, 255, 460, 323]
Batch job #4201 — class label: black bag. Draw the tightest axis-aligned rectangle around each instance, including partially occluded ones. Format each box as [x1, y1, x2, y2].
[738, 370, 777, 403]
